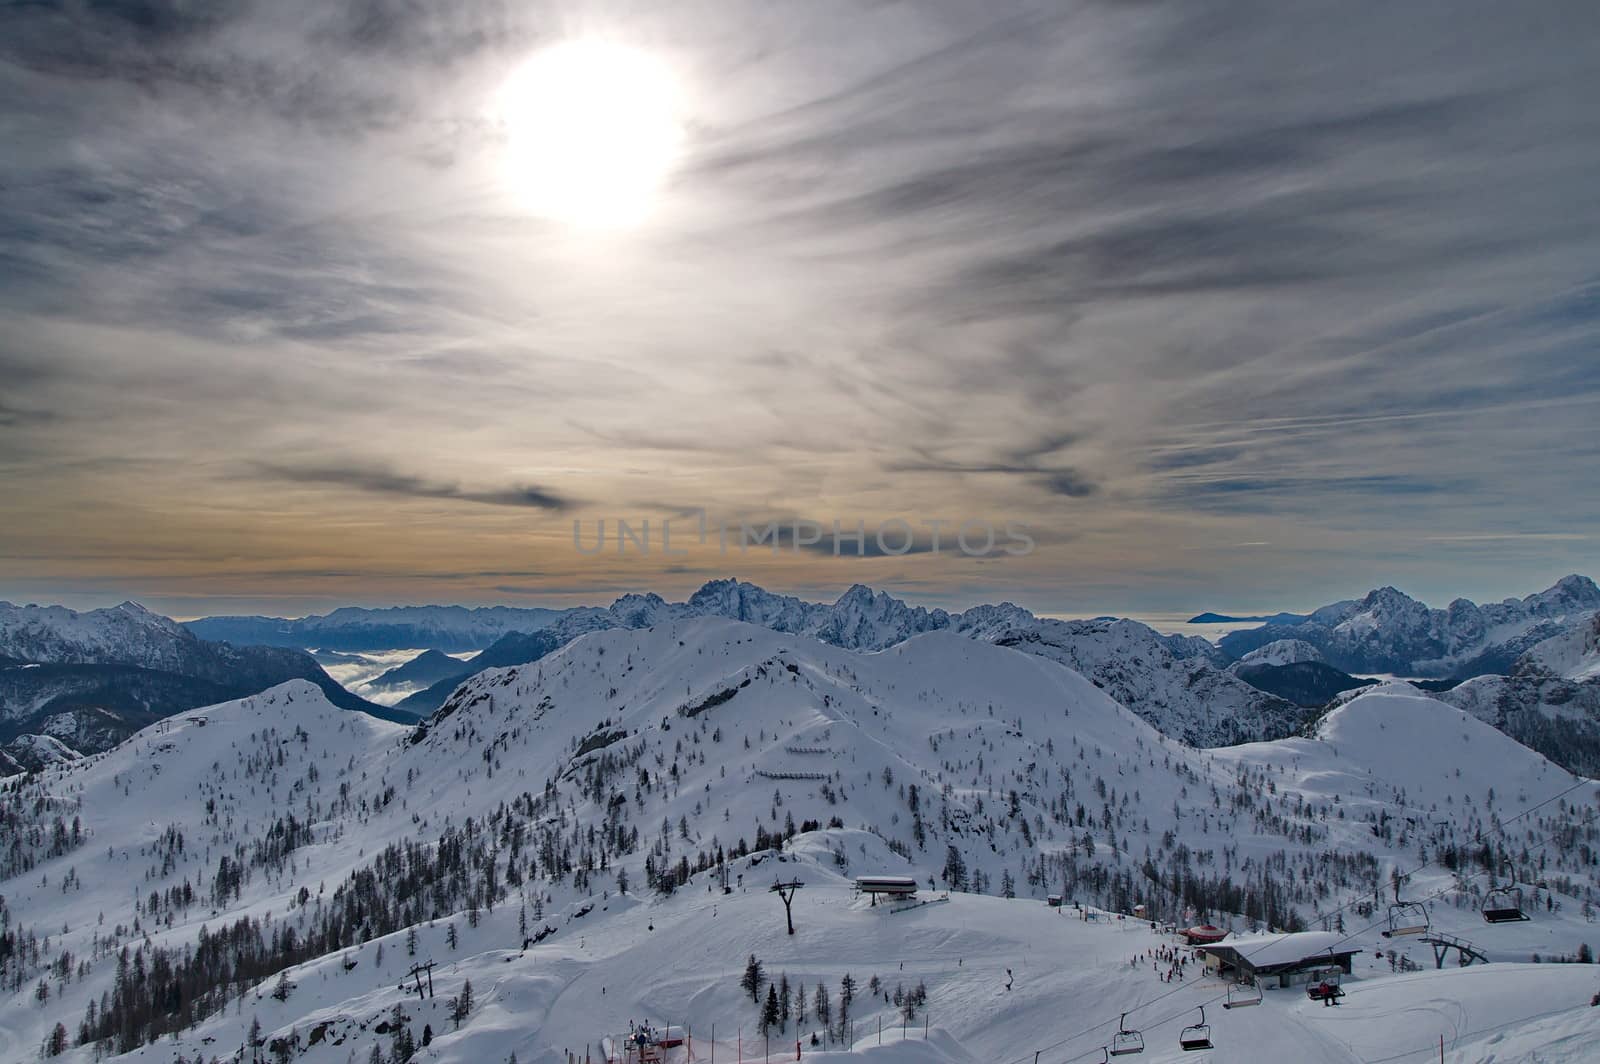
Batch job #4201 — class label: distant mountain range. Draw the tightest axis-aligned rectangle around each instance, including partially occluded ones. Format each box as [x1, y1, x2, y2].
[1188, 611, 1308, 625]
[0, 600, 411, 757]
[1217, 575, 1600, 680]
[184, 604, 565, 652]
[379, 579, 1303, 746]
[8, 573, 1596, 768]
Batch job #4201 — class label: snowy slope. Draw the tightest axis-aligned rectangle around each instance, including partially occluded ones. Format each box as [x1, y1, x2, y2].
[1519, 611, 1600, 680]
[5, 622, 1599, 1064]
[969, 615, 1305, 745]
[2, 731, 83, 772]
[1436, 667, 1600, 778]
[64, 856, 1600, 1064]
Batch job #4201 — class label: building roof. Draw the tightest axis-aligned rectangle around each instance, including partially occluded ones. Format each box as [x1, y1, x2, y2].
[1202, 931, 1358, 970]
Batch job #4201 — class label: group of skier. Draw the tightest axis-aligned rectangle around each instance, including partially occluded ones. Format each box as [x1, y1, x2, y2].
[1129, 943, 1192, 984]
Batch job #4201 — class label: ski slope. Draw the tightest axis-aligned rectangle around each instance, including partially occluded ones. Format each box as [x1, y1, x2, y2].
[3, 620, 1598, 1063]
[56, 853, 1600, 1064]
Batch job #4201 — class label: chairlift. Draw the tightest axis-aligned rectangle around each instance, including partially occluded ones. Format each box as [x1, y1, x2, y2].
[1223, 978, 1262, 1009]
[1482, 886, 1529, 924]
[1384, 900, 1431, 937]
[1306, 971, 1345, 1003]
[1178, 1006, 1213, 1052]
[1109, 1013, 1145, 1055]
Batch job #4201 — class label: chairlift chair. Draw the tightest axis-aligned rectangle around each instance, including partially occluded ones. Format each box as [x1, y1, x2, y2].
[1306, 972, 1345, 1003]
[1383, 900, 1430, 938]
[1482, 886, 1529, 924]
[1109, 1013, 1145, 1055]
[1178, 1007, 1213, 1052]
[1223, 978, 1262, 1009]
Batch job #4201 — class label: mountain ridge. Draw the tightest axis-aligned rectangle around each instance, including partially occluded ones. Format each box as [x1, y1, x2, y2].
[0, 601, 412, 752]
[1217, 575, 1600, 678]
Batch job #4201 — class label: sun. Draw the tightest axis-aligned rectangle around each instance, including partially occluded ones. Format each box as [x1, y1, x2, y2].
[495, 40, 684, 229]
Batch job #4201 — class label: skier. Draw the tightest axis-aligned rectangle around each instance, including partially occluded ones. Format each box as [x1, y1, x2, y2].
[1005, 968, 1014, 991]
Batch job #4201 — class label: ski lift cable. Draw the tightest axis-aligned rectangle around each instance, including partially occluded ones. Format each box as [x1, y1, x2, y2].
[996, 774, 1597, 1064]
[1053, 995, 1237, 1064]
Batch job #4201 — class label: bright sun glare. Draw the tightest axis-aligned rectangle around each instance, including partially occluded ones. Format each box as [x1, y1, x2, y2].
[496, 40, 683, 229]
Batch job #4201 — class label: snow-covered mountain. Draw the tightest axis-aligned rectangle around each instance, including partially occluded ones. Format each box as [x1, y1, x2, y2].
[1219, 575, 1600, 679]
[1235, 639, 1326, 668]
[184, 604, 567, 653]
[1, 600, 192, 670]
[1433, 614, 1600, 777]
[389, 579, 1288, 746]
[1221, 641, 1371, 709]
[1233, 662, 1377, 709]
[0, 601, 409, 751]
[363, 649, 473, 692]
[1519, 611, 1600, 681]
[0, 731, 82, 774]
[685, 579, 955, 650]
[3, 618, 1597, 1063]
[950, 610, 1303, 746]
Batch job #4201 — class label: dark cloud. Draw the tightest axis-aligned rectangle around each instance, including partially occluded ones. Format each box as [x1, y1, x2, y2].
[887, 447, 1099, 500]
[1145, 447, 1242, 472]
[1161, 474, 1459, 515]
[0, 0, 411, 134]
[1038, 471, 1098, 498]
[0, 401, 56, 429]
[251, 463, 573, 511]
[327, 0, 528, 68]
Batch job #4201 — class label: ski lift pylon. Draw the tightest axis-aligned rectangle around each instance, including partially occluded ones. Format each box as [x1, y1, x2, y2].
[1178, 1006, 1213, 1052]
[1109, 1012, 1145, 1055]
[1223, 978, 1262, 1009]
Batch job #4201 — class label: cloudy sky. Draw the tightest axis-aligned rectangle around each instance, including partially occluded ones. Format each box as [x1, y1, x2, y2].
[1, 0, 1597, 620]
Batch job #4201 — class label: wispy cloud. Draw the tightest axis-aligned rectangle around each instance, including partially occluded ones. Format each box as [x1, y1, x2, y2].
[1, 0, 1597, 614]
[251, 463, 573, 511]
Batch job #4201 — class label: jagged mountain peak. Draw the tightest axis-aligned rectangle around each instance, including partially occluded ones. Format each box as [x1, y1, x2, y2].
[1221, 574, 1600, 680]
[1357, 585, 1423, 611]
[605, 591, 673, 627]
[1528, 573, 1600, 610]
